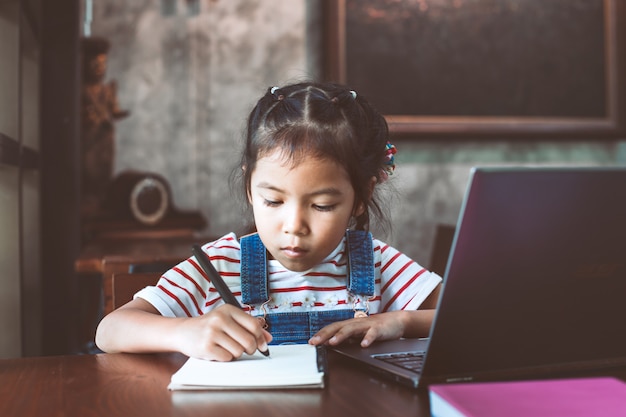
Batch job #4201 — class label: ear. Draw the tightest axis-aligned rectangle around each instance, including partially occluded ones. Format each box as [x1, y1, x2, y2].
[368, 175, 377, 197]
[242, 166, 253, 203]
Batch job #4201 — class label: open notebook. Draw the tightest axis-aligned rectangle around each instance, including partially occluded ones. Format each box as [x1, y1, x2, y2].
[333, 166, 626, 388]
[168, 344, 326, 390]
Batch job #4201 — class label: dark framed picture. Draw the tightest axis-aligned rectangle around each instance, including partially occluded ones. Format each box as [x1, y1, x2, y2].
[324, 0, 626, 139]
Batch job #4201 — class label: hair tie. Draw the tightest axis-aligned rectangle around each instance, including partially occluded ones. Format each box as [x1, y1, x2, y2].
[380, 142, 397, 182]
[349, 90, 357, 100]
[270, 86, 285, 101]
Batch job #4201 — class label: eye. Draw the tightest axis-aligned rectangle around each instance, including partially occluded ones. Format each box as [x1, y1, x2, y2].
[263, 199, 282, 207]
[313, 204, 337, 212]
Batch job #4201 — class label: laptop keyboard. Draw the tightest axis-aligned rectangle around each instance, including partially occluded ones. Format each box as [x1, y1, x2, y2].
[372, 351, 426, 372]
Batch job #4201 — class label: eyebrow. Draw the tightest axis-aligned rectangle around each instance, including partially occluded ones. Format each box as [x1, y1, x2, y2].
[255, 182, 344, 197]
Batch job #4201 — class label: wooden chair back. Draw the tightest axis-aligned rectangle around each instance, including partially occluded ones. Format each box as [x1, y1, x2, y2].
[111, 272, 162, 311]
[429, 223, 456, 276]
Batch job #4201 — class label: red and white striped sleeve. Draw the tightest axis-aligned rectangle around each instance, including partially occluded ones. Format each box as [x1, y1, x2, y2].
[134, 233, 242, 317]
[374, 239, 442, 312]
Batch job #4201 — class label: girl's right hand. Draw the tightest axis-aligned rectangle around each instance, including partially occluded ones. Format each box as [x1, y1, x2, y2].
[175, 304, 272, 361]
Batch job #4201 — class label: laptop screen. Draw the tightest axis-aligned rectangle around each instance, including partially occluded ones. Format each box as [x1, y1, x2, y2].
[421, 167, 626, 383]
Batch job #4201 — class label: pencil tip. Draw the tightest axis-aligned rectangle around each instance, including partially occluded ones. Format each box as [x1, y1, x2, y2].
[260, 348, 270, 358]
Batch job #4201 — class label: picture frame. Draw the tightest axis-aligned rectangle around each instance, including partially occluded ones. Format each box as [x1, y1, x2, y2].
[324, 0, 626, 139]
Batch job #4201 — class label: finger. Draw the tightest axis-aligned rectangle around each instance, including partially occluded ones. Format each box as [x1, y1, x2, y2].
[207, 305, 264, 356]
[262, 328, 273, 344]
[226, 312, 271, 355]
[205, 330, 246, 361]
[309, 321, 344, 345]
[312, 320, 368, 346]
[258, 328, 272, 353]
[222, 322, 262, 356]
[360, 327, 381, 348]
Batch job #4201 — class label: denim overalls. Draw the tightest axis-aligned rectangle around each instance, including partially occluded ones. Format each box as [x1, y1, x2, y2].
[240, 230, 375, 345]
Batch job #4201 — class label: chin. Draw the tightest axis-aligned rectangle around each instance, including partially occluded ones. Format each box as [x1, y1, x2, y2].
[278, 258, 314, 273]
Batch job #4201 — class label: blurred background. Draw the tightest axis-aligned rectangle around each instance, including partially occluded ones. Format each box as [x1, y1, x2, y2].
[1, 0, 624, 358]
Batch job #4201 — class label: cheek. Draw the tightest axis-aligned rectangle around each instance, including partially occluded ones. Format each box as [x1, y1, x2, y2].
[250, 200, 277, 224]
[250, 201, 267, 220]
[249, 193, 265, 210]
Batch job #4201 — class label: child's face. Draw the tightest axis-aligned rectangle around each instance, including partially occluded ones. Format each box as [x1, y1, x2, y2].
[249, 150, 360, 272]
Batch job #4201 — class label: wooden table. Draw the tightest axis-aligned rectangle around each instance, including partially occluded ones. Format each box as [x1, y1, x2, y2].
[0, 351, 429, 417]
[3, 350, 626, 417]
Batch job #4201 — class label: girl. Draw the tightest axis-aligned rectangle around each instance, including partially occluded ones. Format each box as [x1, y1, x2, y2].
[95, 82, 442, 361]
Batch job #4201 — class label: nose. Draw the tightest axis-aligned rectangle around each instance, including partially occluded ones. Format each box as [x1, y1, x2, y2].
[282, 205, 309, 236]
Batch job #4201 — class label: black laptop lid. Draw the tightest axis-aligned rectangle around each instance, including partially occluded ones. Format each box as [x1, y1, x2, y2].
[421, 167, 626, 384]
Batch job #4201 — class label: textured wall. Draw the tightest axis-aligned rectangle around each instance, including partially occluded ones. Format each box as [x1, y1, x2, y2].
[386, 140, 625, 266]
[92, 0, 310, 236]
[91, 0, 626, 268]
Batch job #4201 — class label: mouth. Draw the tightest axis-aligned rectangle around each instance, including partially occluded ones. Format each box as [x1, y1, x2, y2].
[280, 246, 308, 258]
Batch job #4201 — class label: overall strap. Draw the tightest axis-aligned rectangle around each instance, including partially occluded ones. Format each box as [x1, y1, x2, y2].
[240, 231, 375, 304]
[240, 233, 269, 305]
[345, 230, 375, 297]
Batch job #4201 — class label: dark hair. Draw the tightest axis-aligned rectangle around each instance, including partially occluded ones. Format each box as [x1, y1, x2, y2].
[235, 81, 392, 231]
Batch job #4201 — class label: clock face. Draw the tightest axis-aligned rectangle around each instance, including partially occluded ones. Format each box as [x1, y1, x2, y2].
[130, 176, 170, 225]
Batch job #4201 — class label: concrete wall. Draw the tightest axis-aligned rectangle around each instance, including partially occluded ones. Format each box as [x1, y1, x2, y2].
[91, 0, 626, 268]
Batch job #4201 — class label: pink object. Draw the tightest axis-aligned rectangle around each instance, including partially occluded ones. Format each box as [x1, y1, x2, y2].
[429, 377, 626, 417]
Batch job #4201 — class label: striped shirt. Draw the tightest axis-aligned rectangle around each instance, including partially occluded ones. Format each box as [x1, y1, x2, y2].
[135, 232, 442, 319]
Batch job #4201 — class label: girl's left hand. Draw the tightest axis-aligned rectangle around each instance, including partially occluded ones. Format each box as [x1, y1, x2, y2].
[308, 310, 412, 348]
[309, 285, 440, 348]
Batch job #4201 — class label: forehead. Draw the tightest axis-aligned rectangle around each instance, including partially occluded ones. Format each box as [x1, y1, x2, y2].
[256, 147, 344, 168]
[252, 149, 352, 187]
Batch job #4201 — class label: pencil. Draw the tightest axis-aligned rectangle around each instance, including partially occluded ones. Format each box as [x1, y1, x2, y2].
[191, 244, 270, 357]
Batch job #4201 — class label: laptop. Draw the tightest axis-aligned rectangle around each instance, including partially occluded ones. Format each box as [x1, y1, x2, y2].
[332, 166, 626, 389]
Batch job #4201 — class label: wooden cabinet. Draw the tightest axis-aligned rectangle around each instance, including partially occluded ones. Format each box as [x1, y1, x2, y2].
[74, 231, 211, 351]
